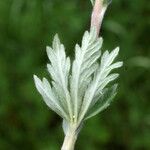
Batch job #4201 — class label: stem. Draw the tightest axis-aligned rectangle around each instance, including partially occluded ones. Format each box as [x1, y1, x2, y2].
[90, 0, 109, 36]
[61, 125, 78, 150]
[61, 1, 112, 149]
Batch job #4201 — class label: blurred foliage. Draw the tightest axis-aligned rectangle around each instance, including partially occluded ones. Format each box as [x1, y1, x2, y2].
[0, 0, 150, 150]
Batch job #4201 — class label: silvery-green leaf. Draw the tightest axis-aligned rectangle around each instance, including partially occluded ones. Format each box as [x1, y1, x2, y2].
[46, 35, 73, 120]
[97, 73, 119, 90]
[33, 75, 68, 120]
[85, 84, 117, 120]
[78, 47, 123, 123]
[70, 27, 103, 122]
[51, 82, 68, 113]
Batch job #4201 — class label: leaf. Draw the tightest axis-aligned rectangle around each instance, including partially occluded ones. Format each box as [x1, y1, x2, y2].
[70, 28, 103, 122]
[33, 75, 69, 120]
[46, 35, 73, 120]
[85, 84, 118, 120]
[78, 47, 123, 123]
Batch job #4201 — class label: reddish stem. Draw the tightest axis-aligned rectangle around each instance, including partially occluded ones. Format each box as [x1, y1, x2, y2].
[91, 0, 108, 36]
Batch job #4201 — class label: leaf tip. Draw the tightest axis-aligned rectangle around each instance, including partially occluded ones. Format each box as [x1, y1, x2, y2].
[33, 74, 38, 81]
[115, 46, 120, 52]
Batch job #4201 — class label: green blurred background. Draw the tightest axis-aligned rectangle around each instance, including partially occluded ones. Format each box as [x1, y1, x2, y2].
[0, 0, 150, 149]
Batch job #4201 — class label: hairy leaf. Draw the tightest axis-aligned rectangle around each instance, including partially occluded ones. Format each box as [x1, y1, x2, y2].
[33, 75, 69, 120]
[78, 47, 123, 123]
[46, 35, 73, 121]
[85, 84, 118, 120]
[70, 28, 103, 122]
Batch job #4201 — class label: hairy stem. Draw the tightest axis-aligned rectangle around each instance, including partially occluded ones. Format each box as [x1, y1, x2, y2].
[61, 125, 78, 150]
[91, 0, 108, 36]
